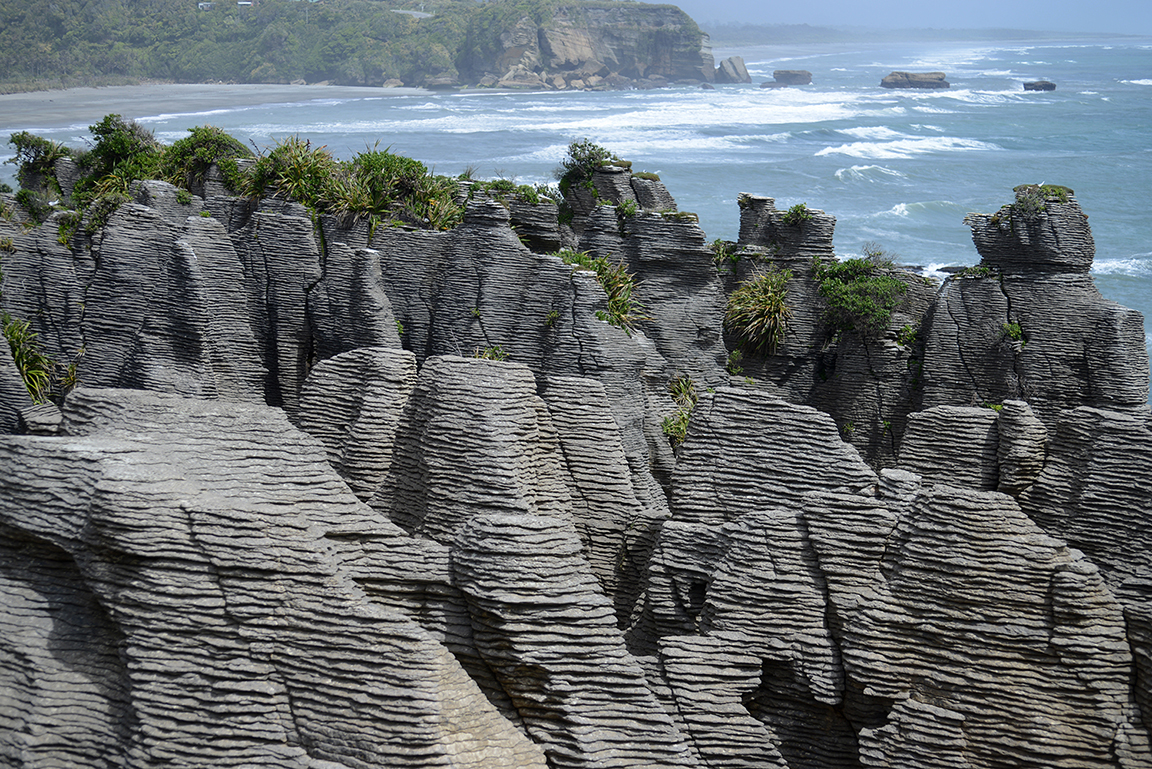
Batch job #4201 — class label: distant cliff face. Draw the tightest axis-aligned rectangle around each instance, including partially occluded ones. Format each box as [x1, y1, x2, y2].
[460, 3, 713, 90]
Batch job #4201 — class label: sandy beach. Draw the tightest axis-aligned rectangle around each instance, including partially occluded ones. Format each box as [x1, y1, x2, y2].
[0, 83, 428, 130]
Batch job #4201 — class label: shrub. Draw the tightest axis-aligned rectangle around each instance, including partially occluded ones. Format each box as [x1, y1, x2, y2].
[240, 136, 340, 204]
[710, 239, 740, 271]
[724, 269, 793, 355]
[473, 345, 508, 361]
[74, 115, 162, 203]
[57, 210, 83, 247]
[240, 138, 464, 232]
[811, 256, 907, 336]
[13, 189, 52, 224]
[896, 323, 920, 348]
[782, 202, 813, 226]
[7, 131, 72, 192]
[632, 171, 661, 181]
[158, 125, 251, 191]
[557, 138, 615, 199]
[557, 249, 649, 334]
[954, 263, 998, 279]
[725, 349, 744, 375]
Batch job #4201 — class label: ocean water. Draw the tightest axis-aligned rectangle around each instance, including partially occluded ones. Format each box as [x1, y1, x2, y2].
[3, 36, 1151, 355]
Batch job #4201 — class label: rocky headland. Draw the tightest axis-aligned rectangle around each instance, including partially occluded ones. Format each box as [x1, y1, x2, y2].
[1, 147, 1151, 768]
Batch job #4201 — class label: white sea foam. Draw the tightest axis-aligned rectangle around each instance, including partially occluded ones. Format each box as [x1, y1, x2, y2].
[1093, 257, 1152, 276]
[816, 136, 1000, 160]
[841, 126, 903, 140]
[1125, 79, 1152, 86]
[834, 165, 907, 183]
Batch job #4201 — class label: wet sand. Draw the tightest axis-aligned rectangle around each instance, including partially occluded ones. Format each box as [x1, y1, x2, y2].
[0, 83, 427, 130]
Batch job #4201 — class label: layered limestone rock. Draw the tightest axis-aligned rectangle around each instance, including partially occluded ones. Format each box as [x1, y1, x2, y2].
[897, 405, 999, 490]
[296, 346, 418, 501]
[452, 513, 697, 768]
[0, 388, 548, 768]
[578, 204, 729, 388]
[880, 71, 950, 89]
[642, 390, 1152, 767]
[0, 190, 266, 407]
[665, 388, 878, 527]
[723, 193, 937, 465]
[920, 188, 1149, 430]
[3, 162, 1152, 769]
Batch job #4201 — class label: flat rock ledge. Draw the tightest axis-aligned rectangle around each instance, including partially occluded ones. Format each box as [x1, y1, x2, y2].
[881, 71, 950, 89]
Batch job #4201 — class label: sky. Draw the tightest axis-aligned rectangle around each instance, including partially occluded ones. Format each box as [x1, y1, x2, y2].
[672, 0, 1152, 37]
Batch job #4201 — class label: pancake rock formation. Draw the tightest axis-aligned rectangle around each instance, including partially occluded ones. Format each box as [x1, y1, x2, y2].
[2, 162, 1152, 768]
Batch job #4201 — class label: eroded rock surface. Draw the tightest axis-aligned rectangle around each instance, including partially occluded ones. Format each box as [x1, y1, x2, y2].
[2, 171, 1152, 768]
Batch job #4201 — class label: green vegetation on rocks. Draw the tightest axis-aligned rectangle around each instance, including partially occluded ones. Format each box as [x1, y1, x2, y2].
[661, 374, 697, 448]
[555, 248, 648, 334]
[8, 120, 467, 233]
[724, 269, 793, 355]
[811, 255, 908, 336]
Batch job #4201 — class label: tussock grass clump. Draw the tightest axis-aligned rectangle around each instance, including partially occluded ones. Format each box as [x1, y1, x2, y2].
[556, 249, 649, 334]
[240, 138, 465, 231]
[661, 374, 697, 448]
[724, 268, 793, 355]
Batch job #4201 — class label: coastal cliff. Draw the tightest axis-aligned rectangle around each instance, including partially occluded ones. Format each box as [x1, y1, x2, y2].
[459, 2, 713, 90]
[1, 143, 1151, 767]
[0, 0, 713, 92]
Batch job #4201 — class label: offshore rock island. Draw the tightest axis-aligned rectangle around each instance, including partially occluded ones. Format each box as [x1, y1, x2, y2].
[1, 128, 1151, 768]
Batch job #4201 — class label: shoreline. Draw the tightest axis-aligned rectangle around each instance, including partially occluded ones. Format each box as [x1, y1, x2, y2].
[0, 83, 432, 131]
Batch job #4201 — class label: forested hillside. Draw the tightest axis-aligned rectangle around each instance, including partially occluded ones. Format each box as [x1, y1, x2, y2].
[0, 0, 702, 92]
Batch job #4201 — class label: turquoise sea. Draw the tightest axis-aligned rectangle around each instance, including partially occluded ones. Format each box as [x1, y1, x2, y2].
[3, 36, 1151, 354]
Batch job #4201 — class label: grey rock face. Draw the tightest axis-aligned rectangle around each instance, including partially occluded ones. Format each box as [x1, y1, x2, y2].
[645, 455, 1151, 766]
[296, 346, 417, 501]
[967, 188, 1094, 273]
[898, 405, 1000, 490]
[773, 69, 812, 85]
[920, 191, 1148, 429]
[4, 160, 1152, 769]
[880, 71, 950, 89]
[0, 387, 547, 768]
[307, 243, 403, 361]
[630, 174, 677, 211]
[0, 342, 35, 433]
[715, 55, 752, 84]
[1024, 80, 1056, 91]
[453, 513, 697, 768]
[579, 205, 729, 387]
[0, 192, 266, 407]
[996, 399, 1048, 494]
[666, 388, 878, 526]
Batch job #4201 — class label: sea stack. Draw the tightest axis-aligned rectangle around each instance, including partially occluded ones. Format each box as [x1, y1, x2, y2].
[881, 71, 950, 89]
